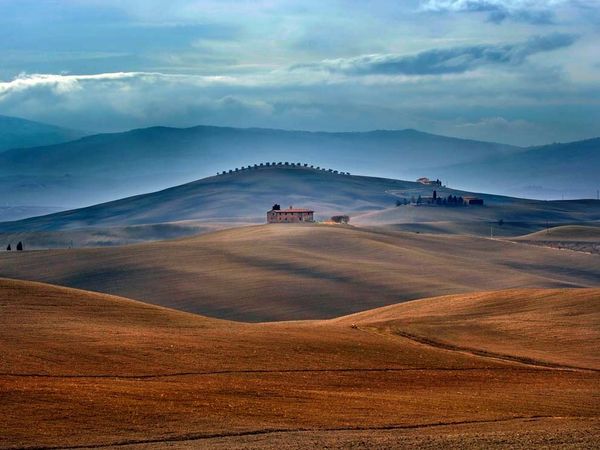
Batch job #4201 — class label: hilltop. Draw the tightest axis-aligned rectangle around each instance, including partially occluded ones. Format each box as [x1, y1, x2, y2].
[1, 278, 598, 448]
[0, 114, 87, 152]
[432, 137, 600, 199]
[510, 224, 600, 255]
[0, 124, 517, 210]
[0, 122, 597, 218]
[1, 224, 598, 321]
[516, 225, 600, 241]
[1, 165, 598, 247]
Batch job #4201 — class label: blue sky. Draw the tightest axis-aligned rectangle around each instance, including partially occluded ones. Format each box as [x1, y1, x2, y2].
[0, 0, 598, 145]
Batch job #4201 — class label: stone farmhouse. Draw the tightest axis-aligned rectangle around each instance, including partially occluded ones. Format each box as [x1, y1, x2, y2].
[267, 204, 314, 223]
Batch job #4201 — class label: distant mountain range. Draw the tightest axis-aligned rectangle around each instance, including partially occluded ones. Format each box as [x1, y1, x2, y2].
[431, 137, 600, 200]
[0, 122, 517, 209]
[0, 115, 87, 152]
[0, 117, 597, 219]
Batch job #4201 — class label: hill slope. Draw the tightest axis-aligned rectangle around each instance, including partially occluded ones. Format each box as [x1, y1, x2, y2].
[1, 279, 598, 448]
[341, 289, 600, 370]
[1, 224, 599, 321]
[516, 225, 600, 241]
[0, 114, 86, 152]
[1, 166, 598, 247]
[0, 125, 519, 208]
[432, 138, 600, 199]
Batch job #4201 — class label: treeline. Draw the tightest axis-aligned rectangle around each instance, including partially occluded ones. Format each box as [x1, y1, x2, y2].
[396, 194, 468, 207]
[217, 162, 351, 176]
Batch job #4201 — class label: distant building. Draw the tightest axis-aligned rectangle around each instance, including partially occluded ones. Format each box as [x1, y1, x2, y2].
[267, 205, 314, 223]
[464, 196, 484, 205]
[417, 177, 442, 186]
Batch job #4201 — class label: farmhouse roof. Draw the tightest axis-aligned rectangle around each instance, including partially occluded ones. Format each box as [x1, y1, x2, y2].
[270, 208, 314, 213]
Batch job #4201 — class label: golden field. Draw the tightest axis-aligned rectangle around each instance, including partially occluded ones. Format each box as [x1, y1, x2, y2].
[1, 278, 598, 449]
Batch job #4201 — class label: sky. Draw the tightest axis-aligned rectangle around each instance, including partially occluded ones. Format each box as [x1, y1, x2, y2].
[0, 0, 599, 146]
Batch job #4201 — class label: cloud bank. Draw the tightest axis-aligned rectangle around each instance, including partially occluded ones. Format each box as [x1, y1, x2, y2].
[421, 0, 571, 23]
[0, 1, 598, 146]
[294, 33, 577, 76]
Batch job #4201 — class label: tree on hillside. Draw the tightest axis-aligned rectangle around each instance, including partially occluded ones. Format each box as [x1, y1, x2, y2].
[16, 241, 23, 251]
[6, 244, 10, 251]
[331, 215, 350, 224]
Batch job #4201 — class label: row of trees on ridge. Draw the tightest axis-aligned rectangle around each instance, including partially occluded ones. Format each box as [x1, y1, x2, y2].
[218, 162, 351, 176]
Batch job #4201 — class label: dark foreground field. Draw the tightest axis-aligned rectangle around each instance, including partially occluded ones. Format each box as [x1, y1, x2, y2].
[1, 279, 598, 449]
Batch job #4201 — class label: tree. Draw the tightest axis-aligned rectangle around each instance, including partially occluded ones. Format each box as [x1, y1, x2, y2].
[6, 244, 10, 251]
[395, 199, 402, 207]
[433, 190, 437, 200]
[331, 215, 349, 224]
[272, 204, 281, 211]
[16, 241, 23, 251]
[417, 195, 422, 205]
[498, 219, 504, 226]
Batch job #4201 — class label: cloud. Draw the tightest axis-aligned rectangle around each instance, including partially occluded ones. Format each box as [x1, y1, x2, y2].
[292, 33, 578, 76]
[420, 0, 571, 24]
[0, 72, 243, 100]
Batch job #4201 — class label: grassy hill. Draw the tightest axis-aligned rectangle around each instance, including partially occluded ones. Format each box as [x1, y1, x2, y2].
[509, 224, 600, 255]
[0, 124, 521, 210]
[1, 278, 598, 448]
[1, 166, 598, 247]
[1, 224, 599, 321]
[0, 114, 86, 152]
[431, 137, 600, 199]
[516, 225, 600, 241]
[0, 122, 597, 215]
[353, 198, 600, 236]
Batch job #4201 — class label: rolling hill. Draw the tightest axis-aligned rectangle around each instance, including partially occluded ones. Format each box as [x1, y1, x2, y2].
[0, 114, 86, 152]
[1, 224, 599, 321]
[0, 122, 597, 217]
[510, 224, 600, 255]
[431, 137, 600, 200]
[1, 278, 598, 448]
[1, 165, 598, 247]
[0, 124, 521, 210]
[516, 225, 600, 242]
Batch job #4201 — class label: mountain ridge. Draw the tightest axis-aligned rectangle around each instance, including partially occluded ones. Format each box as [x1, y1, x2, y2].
[0, 114, 87, 152]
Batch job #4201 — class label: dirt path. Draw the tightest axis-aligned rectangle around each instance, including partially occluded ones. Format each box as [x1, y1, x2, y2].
[357, 326, 598, 373]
